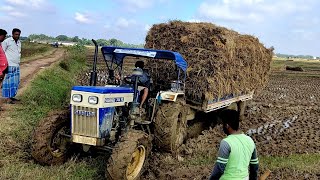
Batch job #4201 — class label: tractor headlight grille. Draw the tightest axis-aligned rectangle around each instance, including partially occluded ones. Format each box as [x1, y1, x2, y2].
[72, 106, 98, 137]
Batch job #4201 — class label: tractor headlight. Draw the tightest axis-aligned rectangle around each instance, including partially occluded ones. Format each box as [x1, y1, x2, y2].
[72, 94, 82, 102]
[164, 94, 175, 101]
[88, 96, 99, 104]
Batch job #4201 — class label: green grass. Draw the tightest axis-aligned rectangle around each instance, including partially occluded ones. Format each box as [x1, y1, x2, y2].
[0, 45, 104, 179]
[260, 154, 320, 173]
[21, 42, 54, 62]
[1, 159, 100, 180]
[12, 45, 86, 140]
[183, 153, 320, 174]
[272, 59, 320, 72]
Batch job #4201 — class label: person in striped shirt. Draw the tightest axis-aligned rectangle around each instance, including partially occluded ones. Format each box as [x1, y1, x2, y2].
[209, 109, 259, 180]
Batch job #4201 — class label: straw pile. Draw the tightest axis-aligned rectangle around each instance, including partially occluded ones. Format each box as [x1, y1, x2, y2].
[145, 21, 273, 103]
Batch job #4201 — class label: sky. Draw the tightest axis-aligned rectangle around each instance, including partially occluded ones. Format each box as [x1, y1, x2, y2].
[0, 0, 319, 56]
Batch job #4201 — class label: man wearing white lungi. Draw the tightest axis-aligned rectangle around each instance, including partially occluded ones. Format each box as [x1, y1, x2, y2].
[2, 28, 21, 104]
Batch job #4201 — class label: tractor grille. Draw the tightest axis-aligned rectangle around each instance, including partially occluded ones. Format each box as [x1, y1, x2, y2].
[72, 106, 98, 137]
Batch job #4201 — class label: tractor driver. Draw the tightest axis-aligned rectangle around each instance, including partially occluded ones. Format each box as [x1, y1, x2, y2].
[119, 61, 150, 113]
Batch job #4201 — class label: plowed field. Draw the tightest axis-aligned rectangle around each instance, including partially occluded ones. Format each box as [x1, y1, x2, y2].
[142, 61, 320, 180]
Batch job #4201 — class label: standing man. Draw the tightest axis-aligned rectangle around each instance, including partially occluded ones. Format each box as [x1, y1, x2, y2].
[209, 109, 259, 180]
[0, 29, 8, 110]
[2, 28, 21, 104]
[0, 29, 8, 82]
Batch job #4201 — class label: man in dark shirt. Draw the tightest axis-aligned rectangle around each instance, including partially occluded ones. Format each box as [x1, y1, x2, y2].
[130, 61, 150, 110]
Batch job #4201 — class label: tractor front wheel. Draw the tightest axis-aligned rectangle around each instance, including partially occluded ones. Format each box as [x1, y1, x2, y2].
[31, 110, 71, 165]
[106, 130, 152, 180]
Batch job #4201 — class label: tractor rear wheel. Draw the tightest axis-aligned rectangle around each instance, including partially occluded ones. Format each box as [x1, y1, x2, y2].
[227, 101, 246, 121]
[31, 110, 71, 165]
[106, 130, 152, 180]
[154, 99, 187, 153]
[237, 101, 247, 121]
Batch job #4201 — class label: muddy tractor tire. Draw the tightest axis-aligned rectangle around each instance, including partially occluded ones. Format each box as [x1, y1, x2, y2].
[31, 110, 71, 165]
[106, 130, 152, 180]
[154, 99, 188, 153]
[237, 101, 247, 120]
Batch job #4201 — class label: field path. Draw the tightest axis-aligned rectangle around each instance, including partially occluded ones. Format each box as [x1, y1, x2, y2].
[0, 48, 65, 106]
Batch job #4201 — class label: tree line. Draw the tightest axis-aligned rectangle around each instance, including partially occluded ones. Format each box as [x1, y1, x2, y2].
[276, 53, 318, 59]
[26, 34, 144, 48]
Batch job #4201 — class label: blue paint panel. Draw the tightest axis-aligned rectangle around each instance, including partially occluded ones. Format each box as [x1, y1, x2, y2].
[101, 46, 188, 72]
[72, 86, 134, 94]
[99, 107, 115, 138]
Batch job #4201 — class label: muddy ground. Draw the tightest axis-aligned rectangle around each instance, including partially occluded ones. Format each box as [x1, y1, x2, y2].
[140, 71, 320, 180]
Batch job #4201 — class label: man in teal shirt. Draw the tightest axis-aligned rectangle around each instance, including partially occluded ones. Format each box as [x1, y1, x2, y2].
[209, 109, 259, 180]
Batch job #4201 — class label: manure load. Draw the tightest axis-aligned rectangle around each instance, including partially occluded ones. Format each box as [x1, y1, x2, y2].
[145, 21, 273, 104]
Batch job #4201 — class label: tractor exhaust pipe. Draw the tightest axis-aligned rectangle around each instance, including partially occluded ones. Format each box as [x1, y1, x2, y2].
[90, 39, 98, 86]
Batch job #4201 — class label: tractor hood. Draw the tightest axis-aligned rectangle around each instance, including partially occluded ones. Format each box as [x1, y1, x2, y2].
[72, 86, 134, 94]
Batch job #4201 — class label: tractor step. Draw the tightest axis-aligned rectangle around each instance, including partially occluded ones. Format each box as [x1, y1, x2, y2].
[135, 120, 152, 125]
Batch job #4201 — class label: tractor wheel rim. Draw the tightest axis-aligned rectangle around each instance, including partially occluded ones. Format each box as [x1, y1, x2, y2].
[126, 145, 146, 180]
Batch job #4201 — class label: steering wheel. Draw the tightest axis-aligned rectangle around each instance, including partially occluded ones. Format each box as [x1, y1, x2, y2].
[123, 76, 133, 84]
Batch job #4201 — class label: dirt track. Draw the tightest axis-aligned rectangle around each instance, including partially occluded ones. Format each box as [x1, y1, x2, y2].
[0, 48, 65, 107]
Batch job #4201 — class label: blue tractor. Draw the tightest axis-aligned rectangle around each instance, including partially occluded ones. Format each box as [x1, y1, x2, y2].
[31, 40, 252, 179]
[31, 40, 190, 179]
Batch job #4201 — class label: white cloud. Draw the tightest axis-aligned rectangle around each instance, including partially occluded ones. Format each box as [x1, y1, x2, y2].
[188, 19, 201, 23]
[119, 0, 153, 9]
[8, 11, 27, 17]
[115, 17, 136, 28]
[4, 0, 45, 9]
[104, 24, 111, 29]
[222, 0, 264, 6]
[4, 0, 27, 6]
[0, 15, 12, 23]
[1, 4, 28, 18]
[74, 12, 92, 24]
[144, 24, 151, 31]
[197, 0, 314, 23]
[0, 5, 14, 11]
[198, 1, 262, 22]
[117, 0, 169, 12]
[1, 0, 55, 19]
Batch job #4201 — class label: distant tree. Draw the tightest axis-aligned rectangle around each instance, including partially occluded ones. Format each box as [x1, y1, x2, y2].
[96, 39, 108, 46]
[29, 34, 53, 41]
[20, 36, 28, 41]
[78, 38, 92, 45]
[56, 35, 68, 41]
[26, 33, 143, 47]
[109, 38, 118, 46]
[72, 36, 80, 42]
